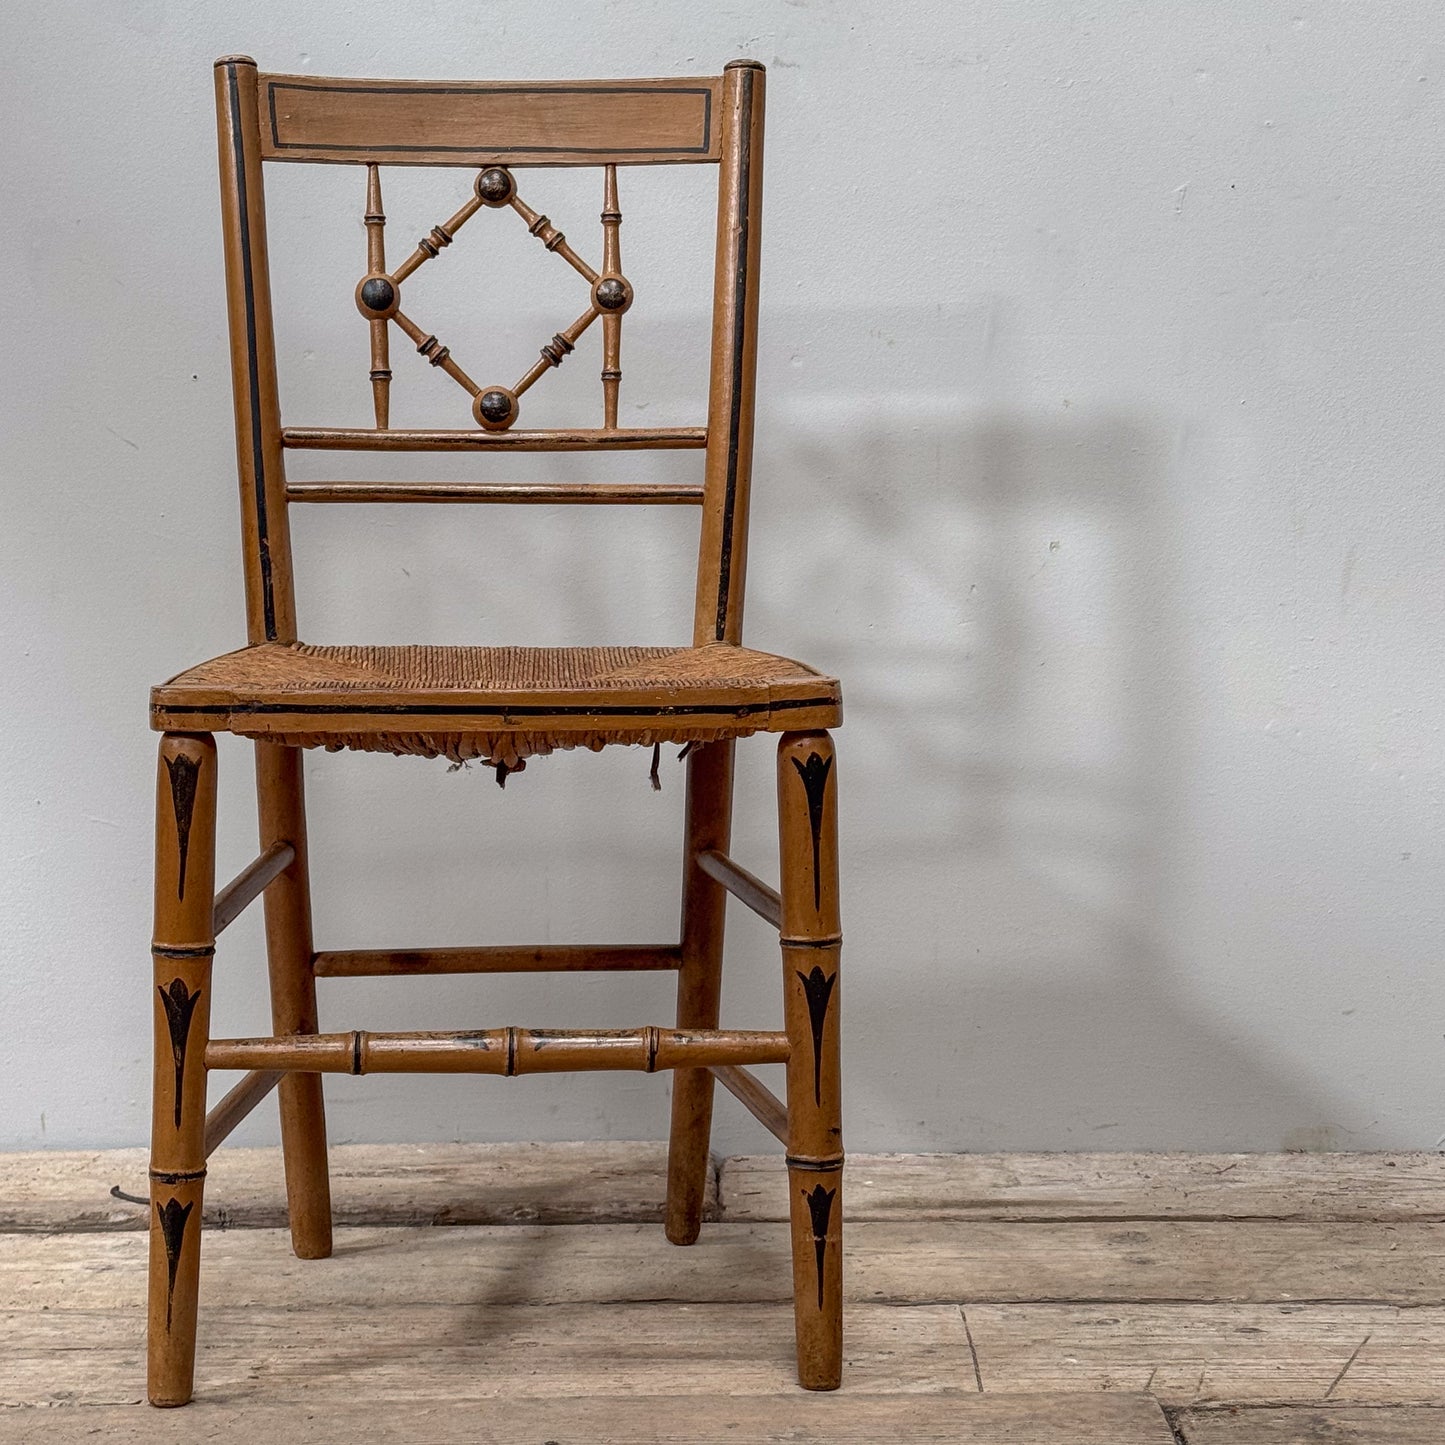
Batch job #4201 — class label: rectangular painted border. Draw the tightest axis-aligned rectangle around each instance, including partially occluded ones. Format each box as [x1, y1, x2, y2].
[262, 78, 718, 163]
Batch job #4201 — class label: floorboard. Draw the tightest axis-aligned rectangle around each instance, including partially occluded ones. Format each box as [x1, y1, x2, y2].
[1174, 1405, 1445, 1443]
[4, 1145, 1443, 1441]
[964, 1302, 1445, 1404]
[4, 1301, 968, 1405]
[724, 1152, 1445, 1223]
[0, 1393, 1179, 1444]
[5, 1220, 1442, 1311]
[0, 1140, 702, 1232]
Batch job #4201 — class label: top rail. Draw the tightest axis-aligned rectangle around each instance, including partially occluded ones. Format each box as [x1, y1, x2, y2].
[257, 73, 725, 168]
[282, 427, 707, 453]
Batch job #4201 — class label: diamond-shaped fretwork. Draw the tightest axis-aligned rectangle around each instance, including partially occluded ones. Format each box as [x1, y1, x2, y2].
[354, 163, 632, 432]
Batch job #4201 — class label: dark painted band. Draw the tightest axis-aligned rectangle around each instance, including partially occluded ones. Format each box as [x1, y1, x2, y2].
[148, 1167, 208, 1184]
[780, 934, 843, 949]
[713, 64, 755, 640]
[785, 1154, 845, 1173]
[153, 945, 217, 959]
[153, 693, 837, 723]
[227, 63, 278, 641]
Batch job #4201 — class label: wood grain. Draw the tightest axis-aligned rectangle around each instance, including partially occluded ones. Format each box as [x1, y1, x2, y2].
[0, 1394, 1178, 1445]
[312, 944, 682, 977]
[963, 1302, 1445, 1405]
[722, 1152, 1445, 1223]
[2, 1302, 968, 1405]
[259, 73, 724, 167]
[1174, 1406, 1445, 1443]
[11, 1146, 1441, 1233]
[8, 1221, 1443, 1313]
[0, 1142, 712, 1233]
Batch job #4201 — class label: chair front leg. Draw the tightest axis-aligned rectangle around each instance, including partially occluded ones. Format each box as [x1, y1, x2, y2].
[777, 730, 843, 1391]
[147, 732, 218, 1407]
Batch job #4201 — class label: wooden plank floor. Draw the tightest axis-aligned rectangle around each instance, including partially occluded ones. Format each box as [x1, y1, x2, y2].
[3, 1147, 1443, 1442]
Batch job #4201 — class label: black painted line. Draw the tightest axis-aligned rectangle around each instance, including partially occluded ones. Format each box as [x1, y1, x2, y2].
[163, 753, 201, 902]
[154, 693, 838, 721]
[785, 1154, 845, 1172]
[791, 751, 833, 911]
[158, 979, 203, 1130]
[795, 965, 837, 1106]
[154, 1196, 195, 1330]
[268, 82, 713, 157]
[228, 64, 277, 640]
[713, 66, 754, 641]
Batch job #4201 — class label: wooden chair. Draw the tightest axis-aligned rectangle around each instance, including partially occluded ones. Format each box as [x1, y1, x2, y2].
[146, 55, 844, 1406]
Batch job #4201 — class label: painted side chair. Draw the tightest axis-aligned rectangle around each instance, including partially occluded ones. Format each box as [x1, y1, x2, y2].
[146, 55, 844, 1406]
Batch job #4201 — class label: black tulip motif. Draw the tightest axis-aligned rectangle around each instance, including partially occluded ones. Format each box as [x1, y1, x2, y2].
[790, 752, 833, 910]
[158, 979, 202, 1129]
[795, 966, 837, 1106]
[164, 753, 201, 900]
[154, 1196, 195, 1329]
[802, 1183, 837, 1309]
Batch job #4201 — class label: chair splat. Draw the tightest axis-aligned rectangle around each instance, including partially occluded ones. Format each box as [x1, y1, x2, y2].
[353, 161, 633, 433]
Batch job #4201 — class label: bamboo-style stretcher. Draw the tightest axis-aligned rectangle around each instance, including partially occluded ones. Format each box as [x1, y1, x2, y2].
[145, 56, 844, 1406]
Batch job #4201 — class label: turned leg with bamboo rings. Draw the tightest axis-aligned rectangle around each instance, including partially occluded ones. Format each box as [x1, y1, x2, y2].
[147, 733, 218, 1407]
[777, 730, 843, 1391]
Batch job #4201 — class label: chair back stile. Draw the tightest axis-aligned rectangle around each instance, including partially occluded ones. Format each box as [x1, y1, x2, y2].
[210, 57, 766, 652]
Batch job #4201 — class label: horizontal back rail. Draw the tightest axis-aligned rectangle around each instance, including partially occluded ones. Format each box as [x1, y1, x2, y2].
[282, 426, 707, 452]
[285, 480, 704, 505]
[312, 945, 683, 977]
[259, 73, 724, 166]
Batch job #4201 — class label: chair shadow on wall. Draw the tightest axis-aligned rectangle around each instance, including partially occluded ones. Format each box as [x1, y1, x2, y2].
[752, 332, 1338, 1152]
[271, 295, 1340, 1155]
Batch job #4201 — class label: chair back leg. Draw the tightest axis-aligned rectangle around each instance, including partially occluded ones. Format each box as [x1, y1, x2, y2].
[665, 739, 735, 1244]
[147, 733, 218, 1407]
[256, 743, 333, 1259]
[777, 730, 844, 1390]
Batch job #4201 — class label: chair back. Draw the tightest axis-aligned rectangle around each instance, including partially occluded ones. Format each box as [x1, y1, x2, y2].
[212, 57, 766, 648]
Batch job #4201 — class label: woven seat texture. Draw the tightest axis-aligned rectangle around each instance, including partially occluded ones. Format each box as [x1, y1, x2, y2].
[151, 641, 842, 764]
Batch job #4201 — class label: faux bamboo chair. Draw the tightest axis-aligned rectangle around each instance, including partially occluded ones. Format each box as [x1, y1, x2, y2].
[146, 55, 844, 1406]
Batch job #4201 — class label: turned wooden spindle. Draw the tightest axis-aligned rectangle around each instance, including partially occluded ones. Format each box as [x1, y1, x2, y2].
[600, 165, 624, 428]
[347, 158, 636, 433]
[509, 191, 599, 282]
[363, 164, 391, 428]
[392, 192, 484, 283]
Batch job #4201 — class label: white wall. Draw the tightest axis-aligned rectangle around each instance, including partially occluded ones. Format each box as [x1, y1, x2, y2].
[4, 1, 1443, 1154]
